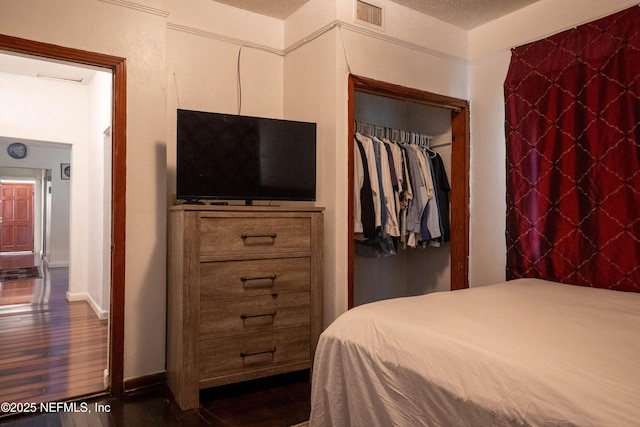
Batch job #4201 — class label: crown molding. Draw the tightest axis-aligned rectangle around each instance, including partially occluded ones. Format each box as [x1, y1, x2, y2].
[99, 2, 467, 63]
[168, 19, 467, 64]
[166, 22, 284, 56]
[98, 0, 169, 18]
[334, 21, 467, 65]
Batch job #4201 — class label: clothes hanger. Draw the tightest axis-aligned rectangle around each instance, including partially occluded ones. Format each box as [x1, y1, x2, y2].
[390, 129, 400, 143]
[425, 135, 437, 158]
[375, 126, 382, 139]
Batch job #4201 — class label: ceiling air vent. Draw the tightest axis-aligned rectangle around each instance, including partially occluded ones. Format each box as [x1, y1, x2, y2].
[356, 0, 383, 28]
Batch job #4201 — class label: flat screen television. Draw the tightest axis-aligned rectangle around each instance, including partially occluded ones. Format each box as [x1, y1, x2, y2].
[177, 109, 317, 204]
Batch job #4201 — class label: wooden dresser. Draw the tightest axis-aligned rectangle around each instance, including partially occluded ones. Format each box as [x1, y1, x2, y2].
[167, 205, 324, 410]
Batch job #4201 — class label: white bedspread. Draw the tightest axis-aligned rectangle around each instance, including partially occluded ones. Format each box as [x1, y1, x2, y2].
[310, 279, 640, 426]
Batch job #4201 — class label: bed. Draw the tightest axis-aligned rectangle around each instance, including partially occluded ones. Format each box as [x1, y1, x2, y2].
[309, 278, 640, 426]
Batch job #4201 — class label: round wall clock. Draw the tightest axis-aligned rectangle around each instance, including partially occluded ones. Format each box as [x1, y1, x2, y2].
[7, 142, 29, 159]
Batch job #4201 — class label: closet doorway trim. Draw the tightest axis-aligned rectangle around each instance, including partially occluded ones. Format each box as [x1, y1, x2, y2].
[347, 74, 469, 309]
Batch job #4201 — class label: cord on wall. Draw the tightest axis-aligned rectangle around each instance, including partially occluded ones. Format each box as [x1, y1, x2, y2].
[235, 22, 349, 115]
[338, 23, 352, 75]
[237, 46, 243, 115]
[173, 72, 181, 108]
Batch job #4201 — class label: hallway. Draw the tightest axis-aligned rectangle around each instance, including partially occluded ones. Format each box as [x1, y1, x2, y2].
[0, 253, 108, 406]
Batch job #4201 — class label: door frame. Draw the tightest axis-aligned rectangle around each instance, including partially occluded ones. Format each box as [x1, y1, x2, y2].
[347, 74, 469, 308]
[0, 34, 126, 394]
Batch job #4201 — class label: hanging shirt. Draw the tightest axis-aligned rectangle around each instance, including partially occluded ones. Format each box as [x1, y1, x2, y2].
[383, 138, 405, 232]
[354, 137, 364, 234]
[354, 137, 376, 238]
[398, 147, 413, 247]
[372, 136, 400, 237]
[370, 137, 388, 236]
[431, 152, 451, 243]
[422, 151, 442, 245]
[402, 145, 427, 247]
[355, 133, 382, 230]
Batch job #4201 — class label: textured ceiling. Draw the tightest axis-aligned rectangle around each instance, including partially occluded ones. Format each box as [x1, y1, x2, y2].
[390, 0, 542, 29]
[213, 0, 542, 29]
[213, 0, 310, 20]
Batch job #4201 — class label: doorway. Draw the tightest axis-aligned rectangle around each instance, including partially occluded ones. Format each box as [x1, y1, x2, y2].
[347, 74, 470, 308]
[0, 34, 126, 396]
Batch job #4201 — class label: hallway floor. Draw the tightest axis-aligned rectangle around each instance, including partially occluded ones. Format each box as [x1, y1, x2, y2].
[0, 253, 108, 406]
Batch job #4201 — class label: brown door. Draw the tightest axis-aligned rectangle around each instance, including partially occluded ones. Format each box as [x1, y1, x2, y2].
[0, 182, 35, 253]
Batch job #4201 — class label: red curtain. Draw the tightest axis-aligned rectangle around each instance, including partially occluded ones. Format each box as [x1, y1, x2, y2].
[505, 6, 640, 292]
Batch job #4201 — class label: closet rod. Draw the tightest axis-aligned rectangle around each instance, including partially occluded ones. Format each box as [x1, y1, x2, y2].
[431, 142, 452, 149]
[355, 87, 462, 112]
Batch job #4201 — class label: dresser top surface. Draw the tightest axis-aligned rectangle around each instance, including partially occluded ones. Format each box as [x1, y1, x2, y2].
[170, 204, 324, 213]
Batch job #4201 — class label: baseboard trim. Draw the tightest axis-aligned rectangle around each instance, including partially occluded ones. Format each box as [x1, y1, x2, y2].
[87, 293, 109, 320]
[66, 292, 109, 320]
[124, 372, 166, 392]
[66, 291, 88, 302]
[43, 257, 69, 269]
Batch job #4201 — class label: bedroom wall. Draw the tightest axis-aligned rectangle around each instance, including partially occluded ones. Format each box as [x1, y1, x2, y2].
[2, 0, 287, 383]
[0, 0, 169, 381]
[3, 0, 631, 383]
[284, 0, 469, 323]
[466, 0, 639, 287]
[1, 0, 467, 382]
[165, 0, 284, 173]
[282, 1, 340, 325]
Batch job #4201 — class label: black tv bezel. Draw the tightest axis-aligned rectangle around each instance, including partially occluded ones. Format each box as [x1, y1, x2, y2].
[176, 109, 317, 204]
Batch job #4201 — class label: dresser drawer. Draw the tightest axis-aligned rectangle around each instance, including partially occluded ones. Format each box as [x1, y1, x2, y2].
[200, 292, 310, 339]
[200, 217, 310, 257]
[199, 327, 310, 380]
[200, 257, 310, 299]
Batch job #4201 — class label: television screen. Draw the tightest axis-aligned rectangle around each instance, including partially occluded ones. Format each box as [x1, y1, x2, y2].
[177, 109, 316, 204]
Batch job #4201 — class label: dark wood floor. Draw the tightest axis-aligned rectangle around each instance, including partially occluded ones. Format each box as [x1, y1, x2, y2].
[0, 254, 311, 426]
[0, 370, 311, 426]
[0, 254, 108, 404]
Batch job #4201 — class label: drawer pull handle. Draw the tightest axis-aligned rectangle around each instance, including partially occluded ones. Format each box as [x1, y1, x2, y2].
[240, 311, 277, 320]
[240, 274, 277, 284]
[241, 232, 277, 242]
[240, 347, 277, 358]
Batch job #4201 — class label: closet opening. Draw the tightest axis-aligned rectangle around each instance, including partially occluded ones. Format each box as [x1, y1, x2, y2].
[347, 75, 469, 309]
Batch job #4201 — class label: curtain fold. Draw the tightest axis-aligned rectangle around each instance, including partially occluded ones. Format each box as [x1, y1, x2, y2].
[505, 6, 640, 292]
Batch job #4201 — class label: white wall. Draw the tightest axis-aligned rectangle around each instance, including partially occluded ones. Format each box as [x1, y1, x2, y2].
[166, 0, 470, 326]
[86, 69, 113, 319]
[284, 10, 341, 324]
[0, 66, 112, 317]
[0, 140, 70, 263]
[466, 0, 639, 287]
[284, 0, 469, 323]
[165, 0, 285, 199]
[0, 71, 80, 266]
[0, 0, 169, 381]
[168, 0, 471, 329]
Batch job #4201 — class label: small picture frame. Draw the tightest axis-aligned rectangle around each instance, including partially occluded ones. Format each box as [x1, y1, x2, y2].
[61, 163, 71, 180]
